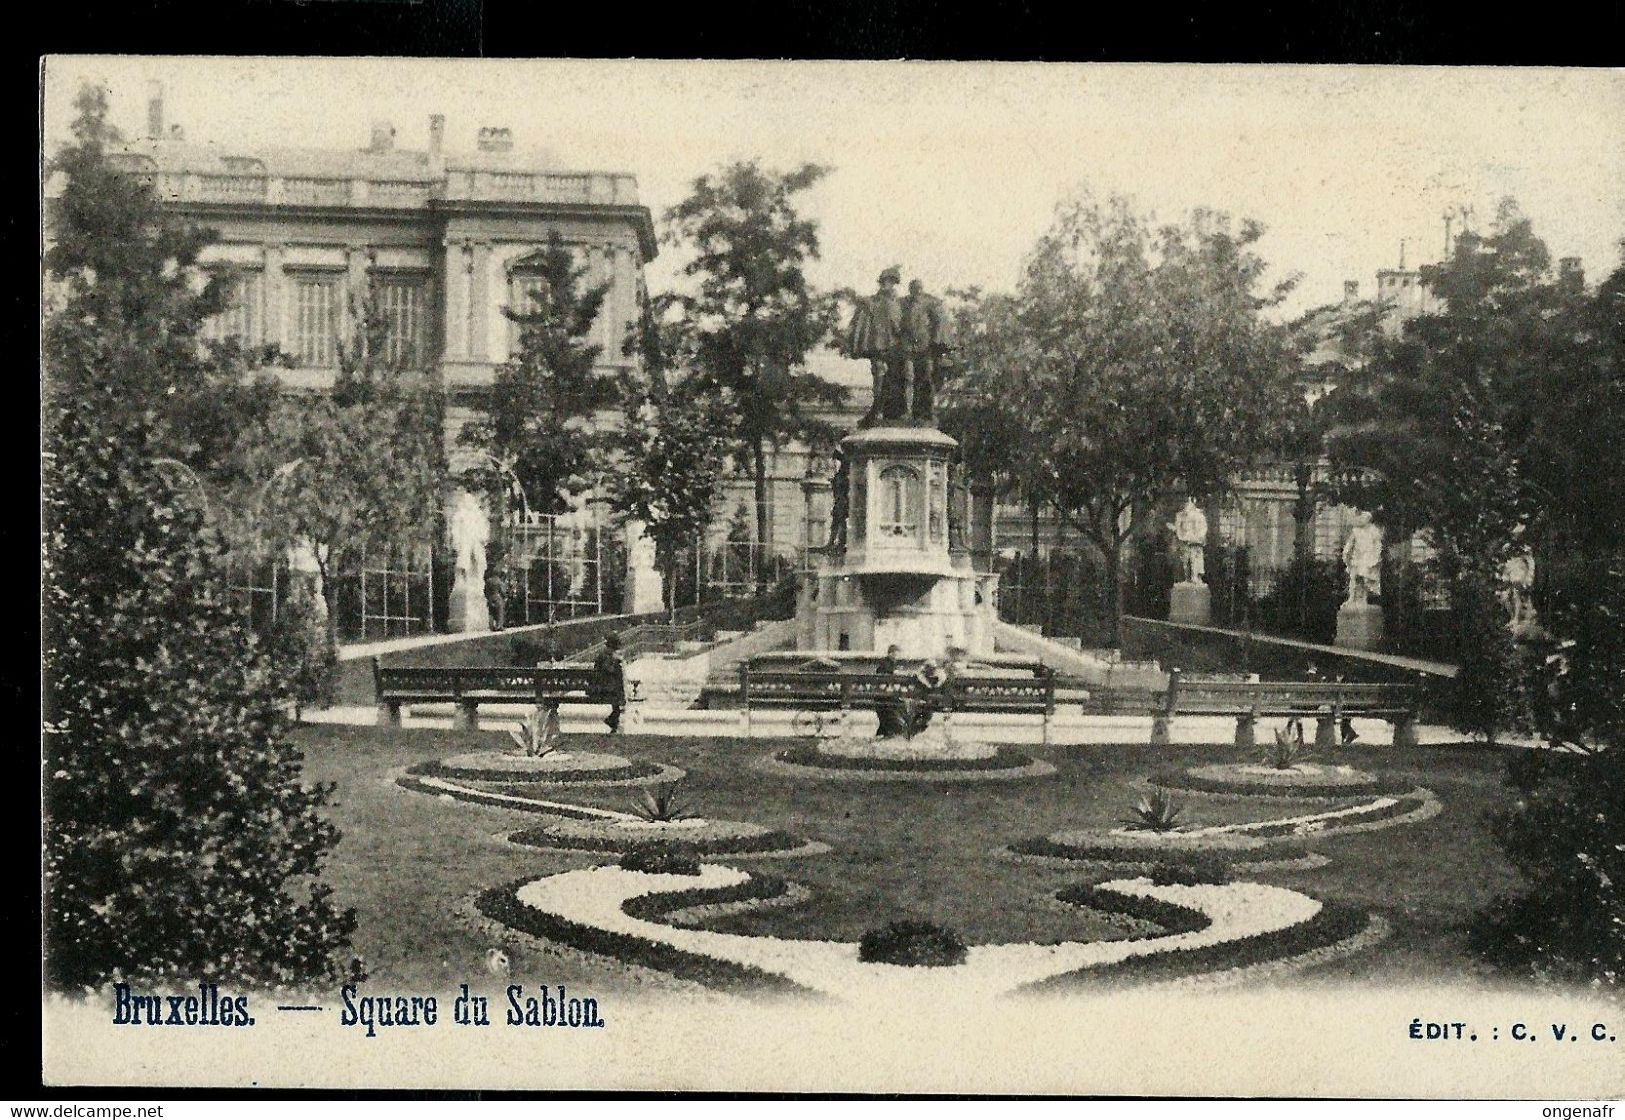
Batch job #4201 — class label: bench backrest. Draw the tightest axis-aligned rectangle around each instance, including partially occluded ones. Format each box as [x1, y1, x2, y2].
[373, 660, 609, 702]
[1160, 671, 1414, 715]
[738, 666, 1055, 711]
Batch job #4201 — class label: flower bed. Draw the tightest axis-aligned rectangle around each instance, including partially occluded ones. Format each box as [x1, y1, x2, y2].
[483, 865, 1335, 999]
[1215, 791, 1440, 838]
[510, 816, 822, 859]
[418, 751, 672, 785]
[476, 874, 812, 997]
[1025, 897, 1373, 991]
[1150, 762, 1411, 800]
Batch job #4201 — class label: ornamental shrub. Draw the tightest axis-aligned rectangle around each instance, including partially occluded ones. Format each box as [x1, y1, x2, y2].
[43, 404, 358, 990]
[857, 920, 968, 967]
[267, 576, 338, 716]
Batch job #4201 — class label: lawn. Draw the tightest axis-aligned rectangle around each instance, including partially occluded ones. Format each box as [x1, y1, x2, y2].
[295, 723, 1527, 995]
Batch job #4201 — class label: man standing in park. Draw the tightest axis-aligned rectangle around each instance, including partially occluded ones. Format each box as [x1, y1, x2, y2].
[593, 633, 627, 734]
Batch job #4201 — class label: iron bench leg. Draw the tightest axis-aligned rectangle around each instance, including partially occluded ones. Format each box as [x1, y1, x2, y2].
[1392, 712, 1419, 749]
[377, 700, 402, 729]
[1314, 710, 1338, 750]
[1235, 711, 1256, 751]
[454, 699, 479, 732]
[1150, 710, 1171, 747]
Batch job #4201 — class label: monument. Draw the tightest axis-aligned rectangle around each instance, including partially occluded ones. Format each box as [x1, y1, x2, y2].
[1499, 542, 1544, 640]
[448, 489, 492, 633]
[1166, 497, 1211, 626]
[1335, 511, 1385, 650]
[622, 519, 665, 615]
[798, 272, 998, 657]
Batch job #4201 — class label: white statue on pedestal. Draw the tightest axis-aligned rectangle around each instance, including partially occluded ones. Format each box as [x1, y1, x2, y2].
[1168, 498, 1208, 583]
[623, 518, 665, 615]
[1500, 545, 1538, 635]
[449, 489, 491, 632]
[1342, 512, 1384, 605]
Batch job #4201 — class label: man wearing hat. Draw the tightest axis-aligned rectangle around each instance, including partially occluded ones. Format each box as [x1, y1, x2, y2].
[846, 267, 903, 426]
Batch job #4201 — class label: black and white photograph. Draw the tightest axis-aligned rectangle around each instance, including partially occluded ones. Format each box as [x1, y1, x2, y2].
[37, 58, 1625, 1097]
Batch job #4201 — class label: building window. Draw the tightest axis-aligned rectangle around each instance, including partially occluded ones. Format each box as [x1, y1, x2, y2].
[877, 465, 920, 539]
[203, 269, 264, 347]
[373, 274, 427, 369]
[507, 270, 549, 356]
[290, 272, 342, 367]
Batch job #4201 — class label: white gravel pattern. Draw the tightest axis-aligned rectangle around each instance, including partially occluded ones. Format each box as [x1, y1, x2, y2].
[513, 867, 1321, 1002]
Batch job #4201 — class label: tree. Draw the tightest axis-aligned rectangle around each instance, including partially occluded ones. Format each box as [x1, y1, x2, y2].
[458, 230, 617, 520]
[662, 161, 848, 557]
[44, 86, 281, 491]
[255, 289, 446, 650]
[609, 384, 731, 613]
[1322, 204, 1623, 739]
[1007, 194, 1301, 643]
[42, 86, 356, 988]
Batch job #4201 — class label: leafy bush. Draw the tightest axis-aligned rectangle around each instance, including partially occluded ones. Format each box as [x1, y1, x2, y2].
[1120, 789, 1185, 832]
[267, 577, 338, 716]
[1470, 554, 1625, 987]
[1253, 554, 1343, 644]
[857, 920, 968, 967]
[1445, 571, 1535, 744]
[619, 843, 703, 875]
[629, 781, 699, 823]
[43, 405, 357, 990]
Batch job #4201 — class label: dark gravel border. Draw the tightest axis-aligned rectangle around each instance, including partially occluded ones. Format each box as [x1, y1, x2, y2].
[1010, 836, 1312, 866]
[509, 825, 810, 857]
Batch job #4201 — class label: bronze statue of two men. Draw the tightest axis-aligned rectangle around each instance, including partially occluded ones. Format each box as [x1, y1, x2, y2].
[845, 267, 956, 427]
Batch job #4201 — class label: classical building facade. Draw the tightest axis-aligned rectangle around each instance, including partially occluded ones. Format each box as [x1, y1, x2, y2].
[101, 93, 663, 633]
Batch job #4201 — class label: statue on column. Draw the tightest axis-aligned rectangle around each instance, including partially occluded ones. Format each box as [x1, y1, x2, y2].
[1168, 498, 1208, 583]
[1341, 511, 1384, 605]
[897, 279, 956, 423]
[846, 267, 902, 427]
[1499, 530, 1541, 638]
[825, 446, 849, 550]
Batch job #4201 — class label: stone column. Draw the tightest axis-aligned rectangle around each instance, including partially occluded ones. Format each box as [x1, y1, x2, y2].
[441, 237, 466, 361]
[622, 518, 665, 615]
[264, 242, 287, 350]
[469, 241, 491, 365]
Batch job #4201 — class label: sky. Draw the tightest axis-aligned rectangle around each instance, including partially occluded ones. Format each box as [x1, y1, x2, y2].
[40, 58, 1625, 321]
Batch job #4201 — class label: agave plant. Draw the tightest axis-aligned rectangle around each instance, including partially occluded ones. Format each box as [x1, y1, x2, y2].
[1120, 788, 1185, 832]
[1262, 726, 1315, 770]
[509, 705, 562, 758]
[629, 781, 698, 823]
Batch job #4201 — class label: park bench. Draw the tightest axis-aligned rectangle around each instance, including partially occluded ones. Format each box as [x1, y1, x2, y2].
[737, 661, 1059, 744]
[371, 658, 624, 731]
[1148, 668, 1420, 749]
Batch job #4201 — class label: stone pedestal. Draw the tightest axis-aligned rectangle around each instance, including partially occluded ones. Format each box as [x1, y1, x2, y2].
[1168, 581, 1212, 626]
[1335, 601, 1384, 651]
[448, 576, 490, 633]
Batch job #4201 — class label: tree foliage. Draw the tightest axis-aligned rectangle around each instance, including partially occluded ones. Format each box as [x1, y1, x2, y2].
[662, 161, 848, 552]
[255, 289, 446, 631]
[42, 86, 356, 988]
[458, 231, 617, 518]
[952, 194, 1300, 640]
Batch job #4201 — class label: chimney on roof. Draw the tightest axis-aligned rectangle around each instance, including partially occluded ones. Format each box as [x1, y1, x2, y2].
[1343, 280, 1359, 305]
[428, 114, 445, 156]
[369, 120, 396, 152]
[146, 81, 164, 140]
[477, 126, 513, 153]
